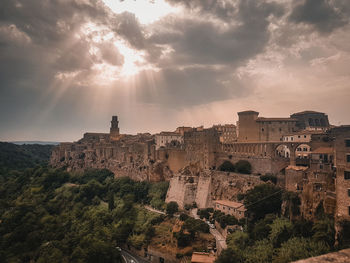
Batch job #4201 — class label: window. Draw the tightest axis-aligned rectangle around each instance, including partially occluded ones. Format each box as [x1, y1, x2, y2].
[345, 171, 350, 180]
[349, 206, 350, 216]
[304, 135, 307, 138]
[262, 128, 264, 132]
[291, 137, 294, 141]
[346, 140, 350, 147]
[347, 154, 350, 163]
[348, 189, 350, 197]
[298, 135, 301, 138]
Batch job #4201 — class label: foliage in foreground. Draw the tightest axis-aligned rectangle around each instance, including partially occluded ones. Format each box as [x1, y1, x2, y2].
[0, 167, 168, 262]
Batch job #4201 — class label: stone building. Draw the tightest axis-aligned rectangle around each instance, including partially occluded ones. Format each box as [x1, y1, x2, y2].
[212, 124, 237, 143]
[291, 111, 330, 131]
[155, 131, 183, 150]
[331, 126, 350, 221]
[184, 127, 220, 170]
[237, 110, 297, 142]
[214, 200, 246, 219]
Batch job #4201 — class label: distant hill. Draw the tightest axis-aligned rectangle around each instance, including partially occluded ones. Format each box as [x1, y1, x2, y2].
[10, 141, 60, 145]
[0, 142, 55, 171]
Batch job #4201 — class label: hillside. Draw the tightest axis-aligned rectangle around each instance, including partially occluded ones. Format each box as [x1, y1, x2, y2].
[0, 142, 54, 171]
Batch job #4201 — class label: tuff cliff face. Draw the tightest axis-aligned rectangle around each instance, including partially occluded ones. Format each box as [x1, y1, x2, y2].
[50, 133, 173, 182]
[165, 163, 264, 209]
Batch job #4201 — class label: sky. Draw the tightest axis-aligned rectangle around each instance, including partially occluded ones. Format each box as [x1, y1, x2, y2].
[0, 0, 350, 141]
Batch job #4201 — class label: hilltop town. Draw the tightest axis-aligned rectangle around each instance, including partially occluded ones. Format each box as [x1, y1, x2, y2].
[50, 110, 350, 261]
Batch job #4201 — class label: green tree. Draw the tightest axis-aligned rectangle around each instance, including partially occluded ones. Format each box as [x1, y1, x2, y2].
[108, 191, 115, 211]
[218, 161, 235, 172]
[312, 217, 335, 248]
[244, 184, 282, 222]
[268, 217, 293, 248]
[215, 248, 242, 263]
[244, 239, 274, 263]
[272, 237, 329, 263]
[235, 160, 252, 174]
[166, 201, 179, 217]
[227, 231, 249, 251]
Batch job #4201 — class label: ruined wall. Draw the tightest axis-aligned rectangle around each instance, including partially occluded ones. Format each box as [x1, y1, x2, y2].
[157, 148, 187, 173]
[50, 134, 173, 182]
[166, 167, 264, 209]
[285, 166, 307, 192]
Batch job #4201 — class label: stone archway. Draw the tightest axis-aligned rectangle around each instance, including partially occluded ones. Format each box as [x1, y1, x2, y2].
[275, 144, 291, 159]
[295, 143, 311, 167]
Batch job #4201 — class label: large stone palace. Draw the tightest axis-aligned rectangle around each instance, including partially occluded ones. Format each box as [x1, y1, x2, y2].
[51, 110, 350, 223]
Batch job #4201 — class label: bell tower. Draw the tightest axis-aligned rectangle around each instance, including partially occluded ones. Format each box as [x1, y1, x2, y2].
[110, 116, 120, 140]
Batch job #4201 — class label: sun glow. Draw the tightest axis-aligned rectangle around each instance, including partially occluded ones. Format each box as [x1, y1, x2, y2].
[114, 40, 147, 77]
[102, 0, 180, 24]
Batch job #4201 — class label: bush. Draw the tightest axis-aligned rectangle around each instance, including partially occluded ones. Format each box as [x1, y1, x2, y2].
[218, 161, 235, 172]
[260, 174, 277, 184]
[179, 213, 189, 221]
[166, 201, 179, 216]
[235, 160, 252, 174]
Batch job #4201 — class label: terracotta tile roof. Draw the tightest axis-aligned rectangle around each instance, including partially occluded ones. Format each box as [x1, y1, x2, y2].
[286, 165, 308, 171]
[191, 252, 216, 263]
[215, 200, 246, 211]
[312, 147, 334, 154]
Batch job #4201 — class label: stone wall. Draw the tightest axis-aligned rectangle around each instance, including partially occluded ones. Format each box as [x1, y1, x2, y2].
[166, 167, 264, 210]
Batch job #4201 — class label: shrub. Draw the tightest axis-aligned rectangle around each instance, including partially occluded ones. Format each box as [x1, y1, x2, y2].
[260, 174, 277, 184]
[235, 160, 252, 174]
[218, 161, 235, 172]
[166, 201, 178, 216]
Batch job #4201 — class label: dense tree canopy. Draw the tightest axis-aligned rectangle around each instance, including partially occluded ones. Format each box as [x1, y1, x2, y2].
[0, 146, 169, 262]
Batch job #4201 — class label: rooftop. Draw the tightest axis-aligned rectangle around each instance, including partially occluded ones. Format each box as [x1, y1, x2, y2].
[157, 131, 182, 136]
[286, 165, 308, 171]
[215, 200, 246, 211]
[292, 248, 350, 263]
[238, 110, 259, 115]
[191, 252, 216, 263]
[291, 110, 326, 116]
[256, 117, 297, 122]
[312, 147, 334, 154]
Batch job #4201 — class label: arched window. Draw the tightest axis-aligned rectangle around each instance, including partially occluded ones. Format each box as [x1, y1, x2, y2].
[308, 118, 314, 126]
[315, 119, 320, 126]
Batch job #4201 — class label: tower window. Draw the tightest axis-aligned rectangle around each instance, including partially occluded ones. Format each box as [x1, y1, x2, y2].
[345, 171, 350, 180]
[346, 140, 350, 147]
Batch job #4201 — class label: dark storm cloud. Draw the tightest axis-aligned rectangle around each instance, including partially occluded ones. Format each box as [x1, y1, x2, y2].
[149, 0, 284, 67]
[289, 0, 348, 33]
[0, 0, 109, 45]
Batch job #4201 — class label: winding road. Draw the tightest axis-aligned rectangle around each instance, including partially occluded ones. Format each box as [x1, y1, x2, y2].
[121, 249, 150, 263]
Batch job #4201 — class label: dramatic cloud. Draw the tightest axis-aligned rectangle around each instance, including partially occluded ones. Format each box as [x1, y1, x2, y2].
[289, 0, 348, 33]
[0, 0, 349, 141]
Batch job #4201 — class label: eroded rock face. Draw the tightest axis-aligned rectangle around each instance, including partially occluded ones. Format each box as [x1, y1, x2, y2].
[166, 163, 264, 209]
[50, 134, 173, 182]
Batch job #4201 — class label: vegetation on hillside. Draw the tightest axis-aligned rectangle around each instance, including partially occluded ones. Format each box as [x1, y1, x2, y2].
[0, 142, 54, 172]
[218, 160, 252, 174]
[0, 145, 170, 263]
[215, 183, 350, 263]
